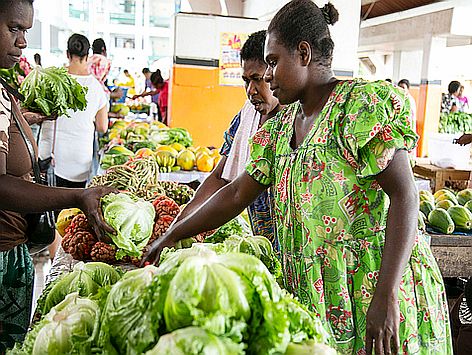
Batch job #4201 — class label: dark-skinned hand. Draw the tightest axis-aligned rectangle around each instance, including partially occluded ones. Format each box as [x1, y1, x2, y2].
[77, 186, 117, 243]
[453, 134, 472, 146]
[21, 108, 58, 125]
[140, 232, 176, 266]
[365, 293, 400, 355]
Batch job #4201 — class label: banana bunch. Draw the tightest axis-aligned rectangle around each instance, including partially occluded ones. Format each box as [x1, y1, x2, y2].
[156, 153, 179, 173]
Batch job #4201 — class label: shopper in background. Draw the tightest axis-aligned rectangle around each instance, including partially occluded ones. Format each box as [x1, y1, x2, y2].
[134, 69, 169, 124]
[442, 80, 462, 113]
[87, 38, 111, 95]
[33, 52, 41, 66]
[458, 85, 469, 112]
[174, 30, 281, 247]
[120, 69, 136, 96]
[133, 68, 161, 120]
[145, 1, 452, 353]
[0, 2, 113, 351]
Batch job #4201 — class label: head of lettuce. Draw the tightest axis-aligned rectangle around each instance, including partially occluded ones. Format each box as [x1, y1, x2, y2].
[101, 193, 155, 259]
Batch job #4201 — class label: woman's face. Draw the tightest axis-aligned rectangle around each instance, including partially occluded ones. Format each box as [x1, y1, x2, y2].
[242, 59, 278, 115]
[263, 32, 305, 105]
[0, 1, 33, 69]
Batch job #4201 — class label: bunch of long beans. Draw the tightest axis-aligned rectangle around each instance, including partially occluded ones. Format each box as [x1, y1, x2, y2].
[89, 157, 162, 198]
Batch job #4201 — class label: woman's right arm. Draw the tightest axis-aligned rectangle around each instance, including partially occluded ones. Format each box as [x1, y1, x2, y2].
[175, 156, 228, 221]
[143, 171, 267, 264]
[0, 153, 115, 240]
[95, 105, 109, 134]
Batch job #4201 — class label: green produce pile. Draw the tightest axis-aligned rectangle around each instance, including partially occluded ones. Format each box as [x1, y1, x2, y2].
[19, 66, 88, 117]
[438, 112, 472, 134]
[11, 239, 335, 355]
[149, 127, 193, 147]
[419, 188, 472, 234]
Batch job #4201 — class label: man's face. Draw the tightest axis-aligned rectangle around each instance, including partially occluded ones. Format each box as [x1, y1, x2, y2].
[0, 1, 33, 69]
[242, 59, 278, 115]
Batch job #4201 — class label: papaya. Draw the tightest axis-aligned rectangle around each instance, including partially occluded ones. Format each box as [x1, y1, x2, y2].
[419, 190, 434, 205]
[428, 208, 455, 234]
[418, 211, 426, 232]
[436, 199, 455, 211]
[435, 191, 458, 205]
[465, 200, 472, 214]
[434, 189, 454, 199]
[433, 189, 458, 205]
[457, 188, 472, 206]
[447, 205, 472, 230]
[419, 200, 434, 218]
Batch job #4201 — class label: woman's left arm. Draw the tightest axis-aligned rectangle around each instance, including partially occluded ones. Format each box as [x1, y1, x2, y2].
[365, 149, 419, 355]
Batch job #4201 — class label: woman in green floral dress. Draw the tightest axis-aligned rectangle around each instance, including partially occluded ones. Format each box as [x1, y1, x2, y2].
[145, 1, 452, 354]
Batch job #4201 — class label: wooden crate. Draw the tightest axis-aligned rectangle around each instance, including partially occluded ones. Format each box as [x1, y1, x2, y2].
[430, 235, 472, 277]
[413, 163, 472, 193]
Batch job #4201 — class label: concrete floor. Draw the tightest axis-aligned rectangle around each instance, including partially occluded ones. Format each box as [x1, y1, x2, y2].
[32, 252, 51, 317]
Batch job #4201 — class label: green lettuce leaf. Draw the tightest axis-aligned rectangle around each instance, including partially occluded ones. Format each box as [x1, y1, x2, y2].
[99, 266, 161, 355]
[9, 293, 100, 355]
[40, 262, 121, 316]
[19, 66, 87, 117]
[101, 193, 155, 259]
[145, 327, 244, 355]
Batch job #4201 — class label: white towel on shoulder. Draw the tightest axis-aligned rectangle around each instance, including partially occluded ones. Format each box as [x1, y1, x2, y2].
[221, 100, 260, 181]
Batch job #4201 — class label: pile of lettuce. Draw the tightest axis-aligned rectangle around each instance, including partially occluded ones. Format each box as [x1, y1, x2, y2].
[101, 193, 155, 259]
[19, 66, 88, 117]
[10, 240, 335, 355]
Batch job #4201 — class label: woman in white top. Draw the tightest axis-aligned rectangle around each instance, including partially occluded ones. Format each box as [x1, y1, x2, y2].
[39, 33, 108, 187]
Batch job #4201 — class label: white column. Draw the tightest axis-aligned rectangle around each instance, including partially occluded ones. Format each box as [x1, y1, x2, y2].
[420, 34, 447, 83]
[392, 50, 402, 84]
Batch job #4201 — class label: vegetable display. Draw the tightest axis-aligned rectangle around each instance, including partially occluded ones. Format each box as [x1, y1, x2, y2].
[17, 235, 335, 355]
[100, 120, 221, 173]
[19, 66, 88, 117]
[439, 112, 472, 134]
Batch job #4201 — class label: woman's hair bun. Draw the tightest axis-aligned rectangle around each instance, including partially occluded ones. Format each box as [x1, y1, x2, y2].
[321, 3, 339, 26]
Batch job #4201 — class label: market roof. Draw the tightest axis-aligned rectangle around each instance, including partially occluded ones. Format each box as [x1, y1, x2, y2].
[361, 0, 443, 20]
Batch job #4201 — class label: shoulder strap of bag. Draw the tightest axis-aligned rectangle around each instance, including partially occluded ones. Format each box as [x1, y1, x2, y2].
[8, 91, 42, 184]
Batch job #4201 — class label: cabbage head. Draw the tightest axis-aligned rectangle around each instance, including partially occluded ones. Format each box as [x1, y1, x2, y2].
[39, 261, 121, 315]
[163, 254, 254, 342]
[145, 327, 244, 355]
[101, 193, 155, 259]
[9, 293, 100, 355]
[99, 265, 161, 355]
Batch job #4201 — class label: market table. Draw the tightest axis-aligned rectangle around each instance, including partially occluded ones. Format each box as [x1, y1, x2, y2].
[413, 163, 472, 193]
[159, 170, 210, 184]
[430, 235, 472, 277]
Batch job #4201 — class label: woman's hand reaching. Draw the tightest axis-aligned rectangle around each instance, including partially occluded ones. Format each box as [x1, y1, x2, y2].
[76, 186, 117, 243]
[141, 232, 176, 266]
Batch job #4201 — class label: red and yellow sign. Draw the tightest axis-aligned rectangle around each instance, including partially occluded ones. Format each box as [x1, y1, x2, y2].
[219, 32, 249, 86]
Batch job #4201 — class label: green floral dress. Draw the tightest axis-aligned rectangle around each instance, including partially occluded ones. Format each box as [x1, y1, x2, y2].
[246, 79, 452, 354]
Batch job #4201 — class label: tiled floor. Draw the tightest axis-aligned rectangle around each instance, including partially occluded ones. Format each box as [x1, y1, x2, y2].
[32, 253, 51, 316]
